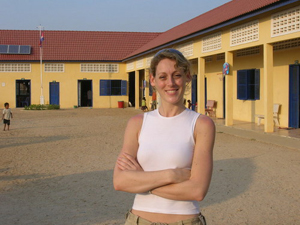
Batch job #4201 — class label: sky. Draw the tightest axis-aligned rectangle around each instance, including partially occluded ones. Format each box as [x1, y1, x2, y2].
[0, 0, 231, 32]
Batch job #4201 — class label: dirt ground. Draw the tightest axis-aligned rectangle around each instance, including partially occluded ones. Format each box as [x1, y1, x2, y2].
[0, 108, 299, 225]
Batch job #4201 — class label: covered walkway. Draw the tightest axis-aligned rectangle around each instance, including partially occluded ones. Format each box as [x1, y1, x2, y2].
[214, 118, 300, 150]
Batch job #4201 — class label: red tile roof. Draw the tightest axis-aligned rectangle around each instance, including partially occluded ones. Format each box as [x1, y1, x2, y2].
[125, 0, 282, 59]
[0, 30, 161, 61]
[0, 0, 289, 62]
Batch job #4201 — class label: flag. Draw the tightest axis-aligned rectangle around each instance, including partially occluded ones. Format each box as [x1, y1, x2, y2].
[39, 32, 44, 47]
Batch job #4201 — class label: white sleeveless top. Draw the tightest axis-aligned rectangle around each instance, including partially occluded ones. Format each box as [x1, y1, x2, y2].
[132, 109, 200, 214]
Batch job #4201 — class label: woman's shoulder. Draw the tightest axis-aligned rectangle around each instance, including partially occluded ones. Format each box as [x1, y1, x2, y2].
[127, 110, 158, 130]
[195, 114, 215, 132]
[126, 113, 144, 129]
[122, 114, 145, 139]
[129, 113, 144, 123]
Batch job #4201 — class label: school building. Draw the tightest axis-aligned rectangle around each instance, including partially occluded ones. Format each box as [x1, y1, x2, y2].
[1, 0, 300, 132]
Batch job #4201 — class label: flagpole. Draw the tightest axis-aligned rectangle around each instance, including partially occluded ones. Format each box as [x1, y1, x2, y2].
[37, 25, 44, 105]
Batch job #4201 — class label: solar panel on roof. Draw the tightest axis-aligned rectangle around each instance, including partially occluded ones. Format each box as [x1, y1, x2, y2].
[8, 45, 19, 54]
[0, 45, 31, 54]
[0, 45, 8, 54]
[20, 45, 31, 54]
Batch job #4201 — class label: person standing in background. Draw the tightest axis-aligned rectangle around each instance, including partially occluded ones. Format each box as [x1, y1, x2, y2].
[3, 102, 13, 131]
[151, 90, 157, 110]
[87, 90, 92, 107]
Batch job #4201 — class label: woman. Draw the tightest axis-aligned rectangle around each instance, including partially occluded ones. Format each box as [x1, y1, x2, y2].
[113, 49, 215, 225]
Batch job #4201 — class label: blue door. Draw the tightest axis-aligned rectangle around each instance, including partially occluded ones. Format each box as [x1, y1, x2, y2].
[191, 75, 197, 111]
[50, 82, 59, 105]
[289, 65, 300, 128]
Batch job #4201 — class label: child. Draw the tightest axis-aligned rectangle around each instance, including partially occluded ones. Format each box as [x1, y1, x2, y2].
[187, 99, 192, 109]
[2, 102, 13, 131]
[141, 97, 148, 112]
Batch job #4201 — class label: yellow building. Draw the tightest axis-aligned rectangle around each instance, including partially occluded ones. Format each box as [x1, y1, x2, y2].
[124, 0, 300, 132]
[1, 0, 300, 132]
[0, 31, 160, 108]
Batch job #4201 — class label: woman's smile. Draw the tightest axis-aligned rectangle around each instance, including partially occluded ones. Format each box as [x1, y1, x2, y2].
[150, 58, 190, 106]
[165, 89, 178, 94]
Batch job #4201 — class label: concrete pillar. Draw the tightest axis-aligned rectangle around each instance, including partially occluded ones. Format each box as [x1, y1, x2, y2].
[197, 57, 205, 114]
[135, 70, 140, 109]
[263, 43, 274, 132]
[225, 51, 233, 126]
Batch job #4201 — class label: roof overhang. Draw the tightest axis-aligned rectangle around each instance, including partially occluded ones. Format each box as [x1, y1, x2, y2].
[123, 0, 299, 62]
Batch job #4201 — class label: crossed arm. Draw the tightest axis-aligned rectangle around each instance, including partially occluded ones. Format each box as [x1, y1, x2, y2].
[113, 113, 215, 201]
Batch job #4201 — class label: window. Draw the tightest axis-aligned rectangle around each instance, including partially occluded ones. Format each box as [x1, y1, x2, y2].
[100, 80, 127, 96]
[230, 20, 259, 46]
[136, 59, 144, 69]
[146, 57, 153, 67]
[126, 62, 134, 71]
[216, 53, 225, 61]
[271, 5, 300, 37]
[202, 32, 221, 53]
[149, 78, 153, 96]
[273, 38, 300, 51]
[81, 63, 118, 73]
[237, 69, 260, 100]
[236, 46, 260, 57]
[0, 63, 31, 72]
[205, 56, 213, 63]
[177, 41, 194, 57]
[45, 63, 64, 72]
[111, 80, 122, 95]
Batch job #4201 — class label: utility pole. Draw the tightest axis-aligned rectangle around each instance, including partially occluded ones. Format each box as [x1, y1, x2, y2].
[37, 25, 44, 105]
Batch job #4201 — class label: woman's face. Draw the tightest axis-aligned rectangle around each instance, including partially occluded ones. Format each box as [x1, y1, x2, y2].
[150, 58, 191, 106]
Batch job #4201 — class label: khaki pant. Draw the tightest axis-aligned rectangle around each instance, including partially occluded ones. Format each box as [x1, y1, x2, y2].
[125, 211, 206, 225]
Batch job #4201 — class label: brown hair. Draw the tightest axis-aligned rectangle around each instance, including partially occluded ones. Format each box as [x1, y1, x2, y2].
[150, 49, 190, 77]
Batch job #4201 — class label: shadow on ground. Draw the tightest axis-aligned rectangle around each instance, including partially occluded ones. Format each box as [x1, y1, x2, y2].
[0, 135, 70, 149]
[0, 157, 254, 225]
[201, 157, 254, 207]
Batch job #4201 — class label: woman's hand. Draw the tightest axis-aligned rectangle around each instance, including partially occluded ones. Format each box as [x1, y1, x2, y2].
[117, 153, 191, 182]
[117, 152, 144, 171]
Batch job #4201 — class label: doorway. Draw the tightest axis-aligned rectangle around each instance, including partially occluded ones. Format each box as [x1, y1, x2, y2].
[16, 80, 31, 108]
[128, 72, 135, 107]
[289, 65, 300, 128]
[78, 80, 92, 107]
[50, 82, 59, 105]
[139, 70, 144, 107]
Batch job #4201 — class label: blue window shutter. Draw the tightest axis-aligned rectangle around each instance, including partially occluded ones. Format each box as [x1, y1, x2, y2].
[149, 79, 153, 96]
[237, 70, 248, 100]
[254, 69, 260, 100]
[107, 80, 111, 96]
[100, 80, 111, 96]
[100, 80, 107, 96]
[121, 80, 127, 96]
